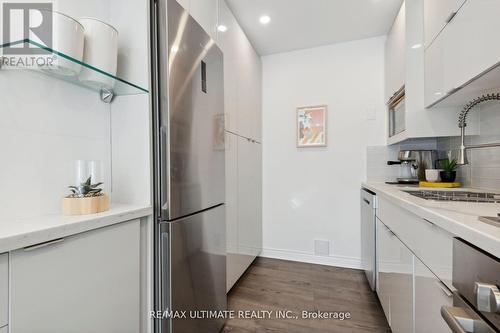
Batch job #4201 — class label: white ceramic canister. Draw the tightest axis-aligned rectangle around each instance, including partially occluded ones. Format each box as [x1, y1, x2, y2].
[78, 18, 118, 90]
[41, 11, 85, 76]
[425, 169, 442, 183]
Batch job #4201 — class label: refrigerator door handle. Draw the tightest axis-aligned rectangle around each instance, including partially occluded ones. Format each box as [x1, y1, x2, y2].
[159, 225, 171, 333]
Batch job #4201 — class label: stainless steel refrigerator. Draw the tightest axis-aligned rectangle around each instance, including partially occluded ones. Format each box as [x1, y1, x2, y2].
[151, 0, 226, 332]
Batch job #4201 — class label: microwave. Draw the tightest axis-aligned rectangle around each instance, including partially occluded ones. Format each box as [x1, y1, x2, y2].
[388, 85, 405, 137]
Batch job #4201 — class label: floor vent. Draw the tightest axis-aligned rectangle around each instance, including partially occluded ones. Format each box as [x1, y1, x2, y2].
[314, 239, 330, 256]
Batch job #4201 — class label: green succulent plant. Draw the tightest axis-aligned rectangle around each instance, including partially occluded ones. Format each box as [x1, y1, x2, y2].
[440, 158, 458, 172]
[68, 176, 103, 198]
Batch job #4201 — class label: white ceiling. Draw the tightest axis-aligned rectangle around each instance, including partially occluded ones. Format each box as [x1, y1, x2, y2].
[226, 0, 403, 56]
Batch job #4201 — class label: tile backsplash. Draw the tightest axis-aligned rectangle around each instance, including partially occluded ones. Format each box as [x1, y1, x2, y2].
[367, 138, 438, 182]
[437, 101, 500, 191]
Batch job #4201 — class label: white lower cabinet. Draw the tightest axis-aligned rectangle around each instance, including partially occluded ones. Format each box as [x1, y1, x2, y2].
[377, 219, 413, 332]
[0, 326, 7, 333]
[376, 196, 456, 333]
[0, 254, 8, 328]
[415, 257, 453, 333]
[10, 220, 141, 333]
[226, 133, 262, 291]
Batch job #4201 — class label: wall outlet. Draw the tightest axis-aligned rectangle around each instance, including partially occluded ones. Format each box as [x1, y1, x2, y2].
[314, 239, 330, 257]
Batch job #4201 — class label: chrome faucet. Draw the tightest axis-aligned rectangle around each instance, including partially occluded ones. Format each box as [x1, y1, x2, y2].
[457, 93, 500, 165]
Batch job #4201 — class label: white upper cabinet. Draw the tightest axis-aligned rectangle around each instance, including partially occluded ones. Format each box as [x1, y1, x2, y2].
[0, 254, 7, 328]
[190, 0, 218, 39]
[425, 0, 500, 108]
[424, 0, 466, 48]
[176, 0, 189, 10]
[217, 0, 262, 141]
[176, 0, 218, 40]
[385, 2, 406, 101]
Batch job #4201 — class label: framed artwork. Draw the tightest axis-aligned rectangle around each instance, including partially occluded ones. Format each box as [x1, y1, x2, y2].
[297, 105, 327, 147]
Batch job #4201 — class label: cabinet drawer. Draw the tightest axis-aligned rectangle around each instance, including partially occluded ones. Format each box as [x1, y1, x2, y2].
[0, 254, 7, 328]
[0, 326, 7, 333]
[10, 220, 141, 333]
[377, 198, 453, 288]
[415, 257, 453, 333]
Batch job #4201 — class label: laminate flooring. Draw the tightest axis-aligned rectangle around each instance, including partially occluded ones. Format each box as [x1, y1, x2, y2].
[222, 257, 391, 333]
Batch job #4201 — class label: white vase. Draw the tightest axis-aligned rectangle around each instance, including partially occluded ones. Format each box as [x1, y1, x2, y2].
[78, 18, 118, 90]
[42, 11, 85, 76]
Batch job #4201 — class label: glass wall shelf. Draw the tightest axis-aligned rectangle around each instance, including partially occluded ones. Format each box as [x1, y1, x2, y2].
[0, 39, 149, 101]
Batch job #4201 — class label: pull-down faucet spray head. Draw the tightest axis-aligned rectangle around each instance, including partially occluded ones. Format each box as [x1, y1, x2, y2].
[457, 93, 500, 165]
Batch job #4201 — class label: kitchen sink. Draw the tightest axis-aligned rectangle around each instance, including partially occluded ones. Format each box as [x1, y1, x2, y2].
[404, 190, 500, 203]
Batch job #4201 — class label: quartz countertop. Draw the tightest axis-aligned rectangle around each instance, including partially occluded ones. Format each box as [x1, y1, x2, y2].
[363, 182, 500, 258]
[0, 204, 153, 253]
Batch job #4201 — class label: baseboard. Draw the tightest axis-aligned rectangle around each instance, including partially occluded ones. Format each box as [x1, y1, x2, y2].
[260, 247, 362, 270]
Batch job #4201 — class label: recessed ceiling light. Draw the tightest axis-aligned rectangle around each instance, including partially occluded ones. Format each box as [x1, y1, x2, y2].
[259, 15, 271, 25]
[217, 25, 228, 32]
[171, 45, 179, 53]
[435, 92, 443, 96]
[411, 43, 422, 49]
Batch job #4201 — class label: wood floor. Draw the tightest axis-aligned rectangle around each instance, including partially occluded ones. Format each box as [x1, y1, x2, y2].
[223, 257, 391, 333]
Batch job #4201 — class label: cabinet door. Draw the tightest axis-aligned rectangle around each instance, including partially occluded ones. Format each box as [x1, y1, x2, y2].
[190, 0, 218, 39]
[425, 0, 500, 107]
[175, 0, 189, 10]
[10, 220, 141, 333]
[218, 0, 239, 134]
[385, 2, 405, 101]
[0, 326, 7, 333]
[424, 0, 466, 48]
[0, 254, 7, 328]
[225, 132, 240, 291]
[415, 257, 453, 333]
[376, 219, 413, 333]
[236, 40, 262, 141]
[237, 137, 262, 262]
[445, 0, 500, 90]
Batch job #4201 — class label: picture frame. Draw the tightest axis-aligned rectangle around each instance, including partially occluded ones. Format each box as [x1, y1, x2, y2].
[296, 105, 327, 148]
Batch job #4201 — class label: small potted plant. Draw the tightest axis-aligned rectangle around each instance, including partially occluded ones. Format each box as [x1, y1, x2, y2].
[62, 176, 109, 215]
[440, 159, 458, 183]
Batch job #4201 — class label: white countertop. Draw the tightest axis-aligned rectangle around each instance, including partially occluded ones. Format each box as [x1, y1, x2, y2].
[363, 182, 500, 258]
[0, 204, 153, 253]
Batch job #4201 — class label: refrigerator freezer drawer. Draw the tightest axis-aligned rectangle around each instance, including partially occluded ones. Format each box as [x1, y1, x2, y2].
[160, 204, 227, 333]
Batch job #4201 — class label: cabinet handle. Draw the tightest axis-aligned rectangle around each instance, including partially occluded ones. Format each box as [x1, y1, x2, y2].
[445, 11, 457, 24]
[446, 87, 459, 96]
[436, 280, 453, 297]
[423, 218, 436, 227]
[24, 238, 65, 251]
[441, 306, 468, 333]
[363, 198, 370, 205]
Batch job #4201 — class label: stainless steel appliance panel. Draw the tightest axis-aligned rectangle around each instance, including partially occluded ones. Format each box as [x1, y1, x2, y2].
[361, 188, 377, 291]
[158, 0, 225, 221]
[441, 293, 497, 333]
[160, 205, 227, 333]
[453, 239, 500, 329]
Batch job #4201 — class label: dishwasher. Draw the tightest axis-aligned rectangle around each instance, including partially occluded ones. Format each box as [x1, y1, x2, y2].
[361, 188, 377, 291]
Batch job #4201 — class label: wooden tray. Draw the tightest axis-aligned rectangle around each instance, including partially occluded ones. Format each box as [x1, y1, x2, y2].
[419, 181, 461, 188]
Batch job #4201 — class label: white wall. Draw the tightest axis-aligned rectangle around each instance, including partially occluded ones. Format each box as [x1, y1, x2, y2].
[262, 36, 386, 268]
[0, 0, 151, 221]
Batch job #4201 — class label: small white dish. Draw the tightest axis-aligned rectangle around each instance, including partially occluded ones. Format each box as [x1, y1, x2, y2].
[425, 169, 442, 183]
